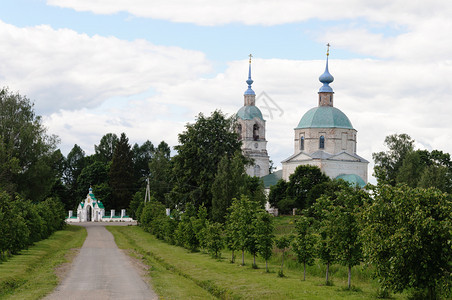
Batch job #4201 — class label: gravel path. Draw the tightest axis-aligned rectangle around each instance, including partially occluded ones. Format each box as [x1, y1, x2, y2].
[45, 222, 158, 300]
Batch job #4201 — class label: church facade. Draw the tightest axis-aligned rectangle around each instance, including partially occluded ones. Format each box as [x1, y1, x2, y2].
[236, 56, 270, 178]
[280, 50, 368, 186]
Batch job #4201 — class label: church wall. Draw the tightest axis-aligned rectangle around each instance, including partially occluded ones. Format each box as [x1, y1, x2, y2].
[282, 158, 367, 183]
[320, 160, 368, 182]
[245, 155, 270, 177]
[294, 127, 357, 155]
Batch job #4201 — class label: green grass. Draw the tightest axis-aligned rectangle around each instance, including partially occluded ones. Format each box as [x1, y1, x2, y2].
[273, 215, 300, 236]
[0, 225, 87, 300]
[107, 225, 406, 300]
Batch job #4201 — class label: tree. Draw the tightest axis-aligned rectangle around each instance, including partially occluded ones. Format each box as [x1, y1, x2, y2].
[305, 179, 346, 218]
[241, 175, 266, 207]
[63, 144, 86, 209]
[226, 195, 259, 265]
[177, 203, 200, 251]
[275, 235, 291, 277]
[95, 133, 118, 163]
[148, 141, 172, 204]
[77, 161, 109, 205]
[311, 195, 336, 284]
[193, 205, 208, 251]
[205, 221, 224, 259]
[132, 140, 155, 186]
[293, 216, 316, 281]
[268, 179, 288, 210]
[109, 133, 134, 209]
[211, 152, 246, 223]
[129, 190, 144, 220]
[254, 211, 274, 272]
[419, 164, 450, 192]
[0, 87, 59, 202]
[328, 187, 367, 289]
[395, 150, 426, 188]
[139, 196, 166, 237]
[0, 192, 29, 256]
[361, 184, 452, 299]
[172, 110, 242, 210]
[372, 133, 415, 185]
[286, 165, 329, 210]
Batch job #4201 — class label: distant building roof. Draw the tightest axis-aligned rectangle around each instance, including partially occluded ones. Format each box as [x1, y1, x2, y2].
[261, 170, 283, 188]
[335, 174, 366, 188]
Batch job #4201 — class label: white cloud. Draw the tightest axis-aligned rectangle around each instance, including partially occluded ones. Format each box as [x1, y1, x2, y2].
[46, 0, 452, 27]
[0, 20, 212, 113]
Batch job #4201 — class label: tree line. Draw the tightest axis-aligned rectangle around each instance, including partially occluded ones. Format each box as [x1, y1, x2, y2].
[0, 88, 66, 260]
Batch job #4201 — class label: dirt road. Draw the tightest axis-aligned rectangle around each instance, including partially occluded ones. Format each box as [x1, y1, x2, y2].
[45, 222, 157, 300]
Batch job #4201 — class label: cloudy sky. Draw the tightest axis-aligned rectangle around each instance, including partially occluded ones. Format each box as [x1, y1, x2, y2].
[1, 0, 452, 183]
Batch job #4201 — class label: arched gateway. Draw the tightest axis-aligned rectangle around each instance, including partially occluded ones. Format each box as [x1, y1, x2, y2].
[66, 187, 133, 223]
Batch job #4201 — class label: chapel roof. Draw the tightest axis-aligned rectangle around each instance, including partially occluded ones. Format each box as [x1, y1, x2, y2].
[261, 170, 283, 188]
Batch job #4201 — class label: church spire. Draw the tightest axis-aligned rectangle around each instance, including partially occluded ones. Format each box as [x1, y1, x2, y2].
[244, 54, 256, 106]
[319, 43, 334, 93]
[244, 54, 255, 96]
[318, 44, 334, 107]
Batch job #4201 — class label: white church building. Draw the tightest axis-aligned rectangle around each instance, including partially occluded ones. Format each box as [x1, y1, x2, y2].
[280, 49, 368, 186]
[239, 50, 368, 191]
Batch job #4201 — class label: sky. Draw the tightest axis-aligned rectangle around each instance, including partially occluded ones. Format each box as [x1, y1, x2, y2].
[1, 0, 452, 184]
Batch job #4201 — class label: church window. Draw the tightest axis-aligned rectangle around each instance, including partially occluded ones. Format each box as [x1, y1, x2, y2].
[319, 135, 325, 149]
[253, 124, 259, 140]
[254, 165, 261, 177]
[300, 136, 304, 150]
[237, 124, 242, 140]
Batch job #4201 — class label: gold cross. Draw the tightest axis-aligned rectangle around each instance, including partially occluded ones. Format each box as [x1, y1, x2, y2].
[249, 53, 253, 63]
[326, 43, 330, 56]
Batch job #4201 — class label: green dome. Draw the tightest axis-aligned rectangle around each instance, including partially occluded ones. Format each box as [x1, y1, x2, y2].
[296, 106, 353, 129]
[237, 105, 264, 120]
[336, 174, 366, 188]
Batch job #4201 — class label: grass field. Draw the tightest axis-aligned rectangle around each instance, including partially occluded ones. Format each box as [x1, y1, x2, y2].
[107, 223, 406, 300]
[0, 225, 87, 300]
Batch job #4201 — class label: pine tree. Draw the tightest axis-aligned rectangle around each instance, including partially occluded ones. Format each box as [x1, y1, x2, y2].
[109, 133, 134, 210]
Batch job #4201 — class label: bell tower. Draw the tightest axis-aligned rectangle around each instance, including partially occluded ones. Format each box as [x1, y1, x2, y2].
[236, 55, 270, 177]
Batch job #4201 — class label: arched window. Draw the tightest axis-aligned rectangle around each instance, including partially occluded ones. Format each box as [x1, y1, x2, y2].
[237, 124, 242, 140]
[253, 124, 259, 141]
[319, 135, 325, 149]
[254, 165, 261, 177]
[300, 136, 304, 151]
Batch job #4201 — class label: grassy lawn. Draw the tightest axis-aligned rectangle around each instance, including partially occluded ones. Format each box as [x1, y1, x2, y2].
[0, 225, 87, 300]
[107, 225, 405, 300]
